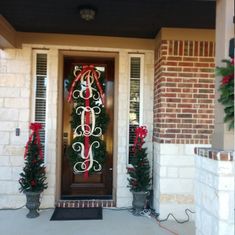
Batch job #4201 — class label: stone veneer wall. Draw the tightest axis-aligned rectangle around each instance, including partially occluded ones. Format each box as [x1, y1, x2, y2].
[0, 47, 57, 208]
[0, 45, 154, 208]
[153, 39, 215, 219]
[153, 142, 210, 219]
[194, 148, 234, 235]
[115, 51, 154, 207]
[0, 47, 31, 207]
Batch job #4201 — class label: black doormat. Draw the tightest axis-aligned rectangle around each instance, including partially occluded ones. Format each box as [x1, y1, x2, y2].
[50, 207, 102, 221]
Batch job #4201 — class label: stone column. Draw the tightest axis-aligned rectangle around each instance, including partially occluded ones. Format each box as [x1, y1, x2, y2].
[194, 2, 234, 235]
[212, 0, 234, 150]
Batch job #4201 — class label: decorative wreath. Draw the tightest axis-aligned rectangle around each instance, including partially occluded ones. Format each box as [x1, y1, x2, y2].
[65, 66, 109, 174]
[66, 136, 107, 174]
[216, 59, 234, 130]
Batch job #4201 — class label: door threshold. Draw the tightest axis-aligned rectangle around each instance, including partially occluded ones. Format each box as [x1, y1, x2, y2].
[61, 195, 112, 200]
[56, 198, 115, 208]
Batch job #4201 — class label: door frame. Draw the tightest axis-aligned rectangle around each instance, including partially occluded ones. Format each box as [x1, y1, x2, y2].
[56, 50, 119, 202]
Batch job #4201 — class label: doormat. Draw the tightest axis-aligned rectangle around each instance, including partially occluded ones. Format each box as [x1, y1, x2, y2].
[50, 207, 103, 221]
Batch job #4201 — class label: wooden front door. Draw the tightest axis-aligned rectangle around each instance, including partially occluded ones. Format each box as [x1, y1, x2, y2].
[61, 57, 114, 199]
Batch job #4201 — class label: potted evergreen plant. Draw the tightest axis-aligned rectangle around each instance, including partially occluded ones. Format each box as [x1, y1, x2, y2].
[19, 123, 47, 218]
[127, 126, 151, 215]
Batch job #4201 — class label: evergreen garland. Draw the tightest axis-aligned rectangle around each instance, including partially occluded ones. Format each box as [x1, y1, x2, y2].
[216, 59, 234, 130]
[66, 66, 109, 174]
[67, 136, 106, 174]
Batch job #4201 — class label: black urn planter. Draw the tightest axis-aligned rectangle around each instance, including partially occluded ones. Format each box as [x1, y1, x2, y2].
[25, 191, 41, 218]
[132, 191, 149, 215]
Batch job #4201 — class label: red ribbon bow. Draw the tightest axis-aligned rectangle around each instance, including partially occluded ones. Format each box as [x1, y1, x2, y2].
[24, 122, 43, 160]
[133, 126, 148, 152]
[67, 65, 105, 104]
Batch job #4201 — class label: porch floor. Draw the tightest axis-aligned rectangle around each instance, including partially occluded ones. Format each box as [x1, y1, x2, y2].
[0, 208, 195, 235]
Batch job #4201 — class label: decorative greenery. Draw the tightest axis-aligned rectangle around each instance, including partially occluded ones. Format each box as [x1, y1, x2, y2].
[19, 123, 47, 193]
[127, 126, 151, 192]
[216, 59, 234, 130]
[66, 66, 109, 174]
[67, 135, 107, 174]
[70, 103, 109, 135]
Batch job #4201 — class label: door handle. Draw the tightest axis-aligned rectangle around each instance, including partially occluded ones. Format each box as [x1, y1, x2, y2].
[109, 168, 113, 171]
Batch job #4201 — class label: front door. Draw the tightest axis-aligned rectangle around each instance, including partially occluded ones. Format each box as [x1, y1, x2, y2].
[61, 56, 114, 199]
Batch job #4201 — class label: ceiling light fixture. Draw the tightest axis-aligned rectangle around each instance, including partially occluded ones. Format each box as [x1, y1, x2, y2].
[79, 6, 96, 21]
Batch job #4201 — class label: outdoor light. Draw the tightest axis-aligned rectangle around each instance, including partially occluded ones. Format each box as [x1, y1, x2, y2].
[79, 6, 96, 21]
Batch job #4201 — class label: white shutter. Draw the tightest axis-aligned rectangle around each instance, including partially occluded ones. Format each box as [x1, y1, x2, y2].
[34, 53, 48, 154]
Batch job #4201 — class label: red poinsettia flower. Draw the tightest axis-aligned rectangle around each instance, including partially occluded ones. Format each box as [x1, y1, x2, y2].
[221, 74, 233, 85]
[217, 58, 234, 130]
[127, 167, 135, 173]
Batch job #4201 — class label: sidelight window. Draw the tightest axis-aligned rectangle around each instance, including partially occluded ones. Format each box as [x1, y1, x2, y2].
[128, 55, 144, 164]
[33, 52, 48, 156]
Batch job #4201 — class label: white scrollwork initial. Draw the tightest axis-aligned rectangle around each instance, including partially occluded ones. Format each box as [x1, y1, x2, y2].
[74, 106, 102, 137]
[71, 66, 104, 175]
[72, 69, 101, 101]
[72, 141, 102, 173]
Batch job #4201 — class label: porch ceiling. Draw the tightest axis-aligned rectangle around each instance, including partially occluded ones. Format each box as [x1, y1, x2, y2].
[0, 0, 215, 39]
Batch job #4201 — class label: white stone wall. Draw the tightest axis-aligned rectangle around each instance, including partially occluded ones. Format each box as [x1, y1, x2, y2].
[0, 44, 154, 208]
[0, 47, 31, 208]
[153, 142, 210, 219]
[40, 49, 59, 208]
[195, 156, 234, 235]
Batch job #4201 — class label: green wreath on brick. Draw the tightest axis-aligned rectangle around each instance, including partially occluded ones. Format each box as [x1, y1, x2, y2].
[216, 59, 234, 130]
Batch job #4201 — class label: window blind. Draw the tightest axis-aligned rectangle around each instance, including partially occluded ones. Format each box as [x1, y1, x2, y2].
[35, 53, 47, 154]
[128, 56, 142, 164]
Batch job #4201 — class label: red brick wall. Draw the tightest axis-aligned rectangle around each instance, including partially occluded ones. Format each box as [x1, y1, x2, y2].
[153, 40, 215, 144]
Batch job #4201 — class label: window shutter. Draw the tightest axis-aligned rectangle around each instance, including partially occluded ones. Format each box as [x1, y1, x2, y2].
[35, 53, 48, 155]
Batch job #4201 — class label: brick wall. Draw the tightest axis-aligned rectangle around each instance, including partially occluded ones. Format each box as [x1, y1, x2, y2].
[154, 40, 215, 144]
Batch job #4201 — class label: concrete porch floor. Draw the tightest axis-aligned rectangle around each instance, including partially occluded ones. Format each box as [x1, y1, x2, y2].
[0, 208, 195, 235]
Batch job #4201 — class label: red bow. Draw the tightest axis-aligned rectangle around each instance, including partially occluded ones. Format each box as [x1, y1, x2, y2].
[24, 122, 43, 160]
[67, 65, 104, 104]
[133, 126, 148, 152]
[30, 123, 42, 132]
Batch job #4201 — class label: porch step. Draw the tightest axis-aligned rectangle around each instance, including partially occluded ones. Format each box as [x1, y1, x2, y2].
[56, 200, 115, 208]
